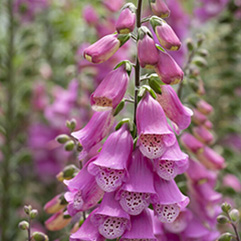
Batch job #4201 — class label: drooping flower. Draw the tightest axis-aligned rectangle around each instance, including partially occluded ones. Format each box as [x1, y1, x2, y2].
[156, 85, 193, 132]
[116, 149, 158, 215]
[153, 176, 189, 223]
[44, 194, 67, 214]
[137, 26, 159, 69]
[223, 174, 241, 192]
[196, 99, 213, 115]
[192, 109, 208, 125]
[137, 92, 175, 159]
[116, 3, 136, 34]
[70, 209, 105, 241]
[150, 0, 170, 18]
[90, 63, 130, 111]
[91, 192, 131, 239]
[64, 157, 104, 216]
[120, 208, 157, 241]
[71, 110, 113, 159]
[153, 140, 189, 180]
[88, 124, 133, 192]
[180, 133, 204, 154]
[150, 16, 181, 51]
[103, 0, 125, 12]
[204, 120, 213, 130]
[82, 5, 99, 26]
[155, 50, 184, 85]
[192, 125, 214, 145]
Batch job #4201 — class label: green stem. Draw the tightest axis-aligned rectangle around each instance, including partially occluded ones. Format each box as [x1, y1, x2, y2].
[1, 0, 15, 240]
[134, 0, 143, 126]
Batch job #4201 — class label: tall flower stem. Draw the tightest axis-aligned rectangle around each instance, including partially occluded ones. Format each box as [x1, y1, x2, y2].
[1, 0, 15, 240]
[134, 0, 143, 125]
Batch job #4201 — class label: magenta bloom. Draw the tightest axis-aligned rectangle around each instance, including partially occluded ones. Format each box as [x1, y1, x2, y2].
[151, 16, 181, 51]
[223, 174, 241, 192]
[153, 176, 189, 223]
[71, 110, 113, 159]
[204, 120, 213, 130]
[116, 3, 136, 34]
[196, 99, 213, 115]
[103, 0, 124, 12]
[137, 27, 159, 69]
[196, 146, 226, 170]
[91, 192, 131, 239]
[192, 109, 208, 125]
[153, 141, 189, 180]
[180, 133, 204, 154]
[157, 85, 193, 131]
[64, 158, 104, 216]
[116, 149, 158, 216]
[83, 34, 121, 64]
[192, 125, 214, 145]
[155, 51, 184, 85]
[150, 0, 170, 18]
[151, 210, 166, 241]
[88, 124, 133, 192]
[70, 209, 105, 241]
[137, 92, 175, 159]
[82, 5, 99, 26]
[90, 64, 130, 111]
[120, 209, 157, 241]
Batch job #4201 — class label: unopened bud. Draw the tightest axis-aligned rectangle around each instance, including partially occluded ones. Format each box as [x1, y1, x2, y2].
[218, 232, 232, 241]
[18, 221, 29, 230]
[56, 134, 70, 144]
[24, 205, 32, 215]
[66, 119, 77, 132]
[31, 232, 49, 241]
[63, 165, 79, 179]
[64, 140, 75, 151]
[217, 215, 229, 224]
[196, 33, 205, 47]
[30, 209, 38, 219]
[45, 211, 71, 231]
[221, 202, 232, 213]
[198, 49, 209, 57]
[44, 194, 68, 214]
[193, 57, 208, 68]
[229, 209, 240, 222]
[186, 38, 194, 52]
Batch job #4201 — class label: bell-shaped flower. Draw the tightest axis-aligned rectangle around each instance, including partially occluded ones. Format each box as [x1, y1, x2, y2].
[88, 124, 133, 192]
[153, 140, 189, 180]
[83, 34, 121, 64]
[196, 99, 213, 115]
[91, 192, 131, 239]
[155, 50, 184, 85]
[150, 16, 181, 51]
[64, 157, 104, 216]
[192, 109, 207, 125]
[196, 146, 225, 170]
[71, 110, 113, 159]
[116, 3, 136, 34]
[136, 92, 175, 159]
[153, 176, 189, 223]
[90, 64, 130, 111]
[70, 209, 105, 241]
[192, 125, 214, 145]
[120, 208, 157, 241]
[116, 149, 158, 215]
[157, 85, 193, 131]
[137, 26, 159, 69]
[151, 210, 166, 241]
[180, 133, 204, 154]
[150, 0, 170, 18]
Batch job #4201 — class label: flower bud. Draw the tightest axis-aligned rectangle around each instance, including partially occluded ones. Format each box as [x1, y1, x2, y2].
[31, 232, 49, 241]
[30, 209, 38, 219]
[193, 57, 208, 68]
[18, 221, 29, 230]
[186, 38, 194, 52]
[82, 5, 98, 26]
[150, 16, 181, 51]
[221, 202, 232, 213]
[44, 194, 68, 214]
[24, 205, 32, 215]
[116, 3, 136, 34]
[56, 134, 70, 144]
[64, 140, 75, 151]
[218, 232, 232, 241]
[83, 34, 121, 64]
[229, 209, 240, 222]
[66, 118, 77, 132]
[217, 215, 229, 224]
[149, 0, 170, 18]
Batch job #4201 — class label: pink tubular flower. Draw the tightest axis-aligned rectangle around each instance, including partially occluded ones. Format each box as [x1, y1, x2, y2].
[82, 5, 99, 26]
[103, 0, 124, 12]
[192, 109, 208, 125]
[120, 209, 157, 241]
[150, 0, 170, 18]
[116, 3, 136, 34]
[71, 110, 113, 159]
[196, 99, 213, 115]
[137, 26, 159, 69]
[180, 132, 204, 154]
[116, 149, 158, 216]
[192, 125, 214, 145]
[137, 92, 175, 159]
[153, 176, 189, 223]
[150, 16, 181, 51]
[64, 157, 104, 216]
[157, 85, 193, 131]
[196, 146, 226, 170]
[155, 51, 184, 85]
[204, 120, 213, 130]
[44, 194, 67, 214]
[91, 192, 131, 239]
[90, 64, 130, 111]
[153, 141, 189, 180]
[88, 124, 133, 192]
[83, 34, 121, 64]
[70, 209, 105, 241]
[223, 174, 241, 192]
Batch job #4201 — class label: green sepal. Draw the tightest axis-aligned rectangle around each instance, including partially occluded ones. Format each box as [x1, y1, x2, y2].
[155, 44, 165, 52]
[150, 16, 165, 30]
[148, 78, 162, 95]
[115, 118, 133, 132]
[118, 34, 131, 47]
[114, 60, 133, 76]
[114, 100, 125, 116]
[137, 26, 153, 40]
